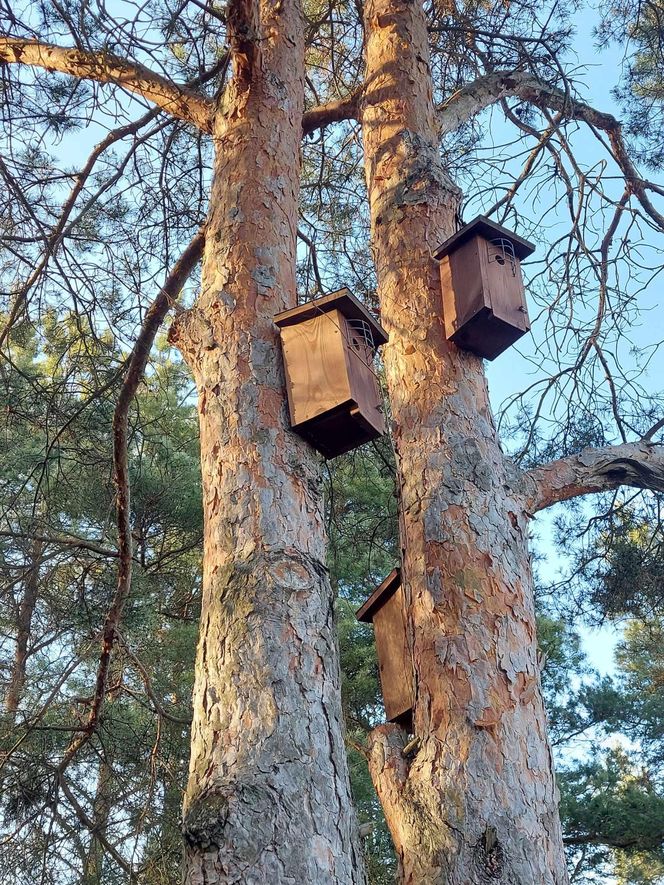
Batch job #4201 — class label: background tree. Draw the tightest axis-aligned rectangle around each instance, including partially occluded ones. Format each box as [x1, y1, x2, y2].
[0, 328, 202, 883]
[329, 452, 664, 884]
[598, 0, 664, 169]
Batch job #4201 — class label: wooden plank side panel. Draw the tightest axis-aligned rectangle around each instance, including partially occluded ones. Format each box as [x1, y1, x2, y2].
[372, 585, 414, 723]
[280, 310, 352, 426]
[440, 237, 487, 339]
[483, 236, 530, 333]
[439, 254, 458, 341]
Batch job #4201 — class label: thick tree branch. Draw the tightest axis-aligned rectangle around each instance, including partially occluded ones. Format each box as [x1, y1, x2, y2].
[59, 226, 205, 770]
[438, 70, 664, 230]
[437, 70, 616, 136]
[0, 37, 215, 132]
[438, 71, 534, 135]
[302, 92, 360, 136]
[643, 416, 664, 441]
[524, 442, 664, 513]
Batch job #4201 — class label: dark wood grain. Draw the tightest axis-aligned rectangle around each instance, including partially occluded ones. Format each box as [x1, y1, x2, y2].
[357, 570, 414, 727]
[280, 311, 352, 426]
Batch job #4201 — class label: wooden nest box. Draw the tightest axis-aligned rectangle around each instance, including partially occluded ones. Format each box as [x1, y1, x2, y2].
[434, 216, 536, 360]
[274, 288, 388, 459]
[356, 568, 414, 729]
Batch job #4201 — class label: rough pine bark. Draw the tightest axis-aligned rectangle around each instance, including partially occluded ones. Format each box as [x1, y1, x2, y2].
[360, 0, 568, 882]
[169, 0, 364, 881]
[5, 537, 41, 718]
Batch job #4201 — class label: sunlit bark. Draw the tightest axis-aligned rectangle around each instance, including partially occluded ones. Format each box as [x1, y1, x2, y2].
[0, 37, 215, 131]
[524, 441, 664, 512]
[361, 0, 568, 881]
[169, 0, 365, 880]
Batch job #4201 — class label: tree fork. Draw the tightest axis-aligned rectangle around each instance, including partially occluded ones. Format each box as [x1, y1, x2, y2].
[361, 0, 568, 881]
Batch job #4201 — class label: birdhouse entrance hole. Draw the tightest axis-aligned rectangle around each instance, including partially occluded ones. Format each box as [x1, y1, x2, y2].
[488, 238, 517, 274]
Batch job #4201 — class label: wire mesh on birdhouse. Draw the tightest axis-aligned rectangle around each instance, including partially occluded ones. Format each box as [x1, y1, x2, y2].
[433, 216, 536, 360]
[356, 568, 414, 729]
[346, 318, 378, 365]
[274, 288, 387, 459]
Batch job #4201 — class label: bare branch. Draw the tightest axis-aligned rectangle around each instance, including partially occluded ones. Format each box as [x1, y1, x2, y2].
[0, 106, 163, 349]
[297, 226, 323, 291]
[0, 37, 216, 132]
[0, 529, 118, 559]
[563, 831, 662, 850]
[59, 225, 205, 769]
[512, 78, 664, 229]
[439, 70, 664, 231]
[57, 774, 134, 875]
[116, 631, 191, 725]
[524, 442, 664, 513]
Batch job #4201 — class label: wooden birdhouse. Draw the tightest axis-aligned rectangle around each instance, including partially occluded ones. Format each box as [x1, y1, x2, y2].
[433, 216, 536, 360]
[356, 568, 414, 729]
[274, 288, 388, 459]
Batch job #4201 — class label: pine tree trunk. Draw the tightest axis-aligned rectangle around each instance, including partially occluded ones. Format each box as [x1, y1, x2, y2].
[360, 0, 568, 882]
[5, 537, 42, 718]
[81, 757, 113, 885]
[170, 1, 364, 881]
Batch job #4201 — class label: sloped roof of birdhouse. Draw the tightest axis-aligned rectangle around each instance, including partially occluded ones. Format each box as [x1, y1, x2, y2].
[356, 568, 401, 623]
[274, 287, 388, 345]
[433, 215, 536, 261]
